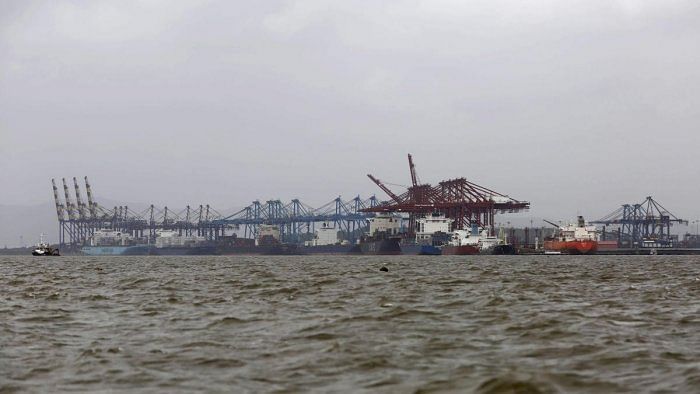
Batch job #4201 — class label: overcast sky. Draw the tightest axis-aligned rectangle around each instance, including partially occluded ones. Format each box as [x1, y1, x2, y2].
[1, 0, 699, 224]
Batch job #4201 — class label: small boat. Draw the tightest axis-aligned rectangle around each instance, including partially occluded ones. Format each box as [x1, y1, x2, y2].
[32, 234, 60, 256]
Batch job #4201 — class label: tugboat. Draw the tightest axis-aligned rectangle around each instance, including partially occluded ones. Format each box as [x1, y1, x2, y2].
[543, 216, 599, 255]
[32, 234, 60, 256]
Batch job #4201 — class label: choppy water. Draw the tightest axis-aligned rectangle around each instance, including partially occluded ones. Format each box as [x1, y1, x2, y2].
[2, 256, 700, 393]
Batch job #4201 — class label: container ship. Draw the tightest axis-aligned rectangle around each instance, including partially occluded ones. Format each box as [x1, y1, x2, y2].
[81, 230, 149, 256]
[543, 216, 599, 255]
[218, 224, 305, 255]
[81, 229, 214, 256]
[149, 230, 217, 255]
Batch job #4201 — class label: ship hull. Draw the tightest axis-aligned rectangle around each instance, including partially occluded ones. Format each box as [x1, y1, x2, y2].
[544, 240, 597, 255]
[260, 244, 305, 255]
[491, 244, 518, 255]
[441, 245, 480, 255]
[348, 238, 401, 255]
[32, 249, 60, 256]
[218, 244, 304, 255]
[300, 244, 353, 254]
[418, 245, 442, 255]
[150, 246, 217, 255]
[81, 246, 150, 256]
[400, 243, 422, 255]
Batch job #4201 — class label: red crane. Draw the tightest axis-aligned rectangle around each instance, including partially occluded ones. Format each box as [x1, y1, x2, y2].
[367, 174, 403, 204]
[363, 154, 530, 234]
[408, 153, 419, 187]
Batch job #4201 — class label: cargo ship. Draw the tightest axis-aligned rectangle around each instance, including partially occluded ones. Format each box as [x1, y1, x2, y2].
[301, 222, 353, 254]
[82, 245, 151, 256]
[418, 244, 442, 255]
[441, 224, 516, 255]
[441, 243, 479, 255]
[150, 230, 216, 255]
[81, 229, 216, 256]
[410, 213, 453, 255]
[348, 213, 403, 255]
[301, 243, 353, 254]
[442, 225, 486, 255]
[81, 230, 150, 256]
[348, 234, 402, 255]
[217, 224, 307, 255]
[543, 216, 599, 255]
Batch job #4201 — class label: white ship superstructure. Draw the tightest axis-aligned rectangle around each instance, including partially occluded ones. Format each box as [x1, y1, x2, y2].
[89, 230, 134, 246]
[154, 230, 207, 248]
[415, 213, 453, 243]
[449, 225, 502, 253]
[368, 213, 401, 236]
[306, 222, 340, 246]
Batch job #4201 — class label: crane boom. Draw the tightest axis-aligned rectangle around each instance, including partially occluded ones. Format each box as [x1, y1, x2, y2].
[51, 179, 65, 221]
[62, 178, 76, 220]
[367, 174, 402, 204]
[84, 176, 97, 219]
[408, 153, 419, 187]
[73, 177, 86, 219]
[543, 219, 561, 228]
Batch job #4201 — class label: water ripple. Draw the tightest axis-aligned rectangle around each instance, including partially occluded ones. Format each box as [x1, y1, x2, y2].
[2, 255, 700, 392]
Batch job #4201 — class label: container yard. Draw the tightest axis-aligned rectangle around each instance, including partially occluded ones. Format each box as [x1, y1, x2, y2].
[44, 156, 696, 256]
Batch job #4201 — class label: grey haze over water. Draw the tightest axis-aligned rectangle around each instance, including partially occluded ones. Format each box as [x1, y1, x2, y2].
[1, 1, 700, 246]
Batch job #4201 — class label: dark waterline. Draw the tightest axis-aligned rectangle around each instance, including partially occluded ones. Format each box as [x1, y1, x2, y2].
[2, 256, 699, 393]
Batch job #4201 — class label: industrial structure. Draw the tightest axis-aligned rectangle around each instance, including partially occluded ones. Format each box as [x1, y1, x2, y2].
[52, 177, 378, 247]
[213, 196, 379, 243]
[362, 154, 530, 234]
[52, 177, 228, 247]
[592, 196, 688, 248]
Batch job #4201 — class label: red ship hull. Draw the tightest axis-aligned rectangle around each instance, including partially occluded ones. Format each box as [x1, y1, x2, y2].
[441, 245, 480, 255]
[544, 240, 597, 255]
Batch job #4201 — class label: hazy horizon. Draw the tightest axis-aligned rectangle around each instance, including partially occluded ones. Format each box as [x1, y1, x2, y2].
[2, 0, 699, 245]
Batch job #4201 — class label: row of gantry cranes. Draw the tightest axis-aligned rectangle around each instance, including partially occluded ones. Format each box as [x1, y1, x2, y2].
[51, 155, 687, 249]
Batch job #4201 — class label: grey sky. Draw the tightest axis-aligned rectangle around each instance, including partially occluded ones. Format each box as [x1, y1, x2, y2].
[1, 0, 699, 228]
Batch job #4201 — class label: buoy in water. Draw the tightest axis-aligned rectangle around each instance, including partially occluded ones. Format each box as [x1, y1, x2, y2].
[380, 266, 388, 272]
